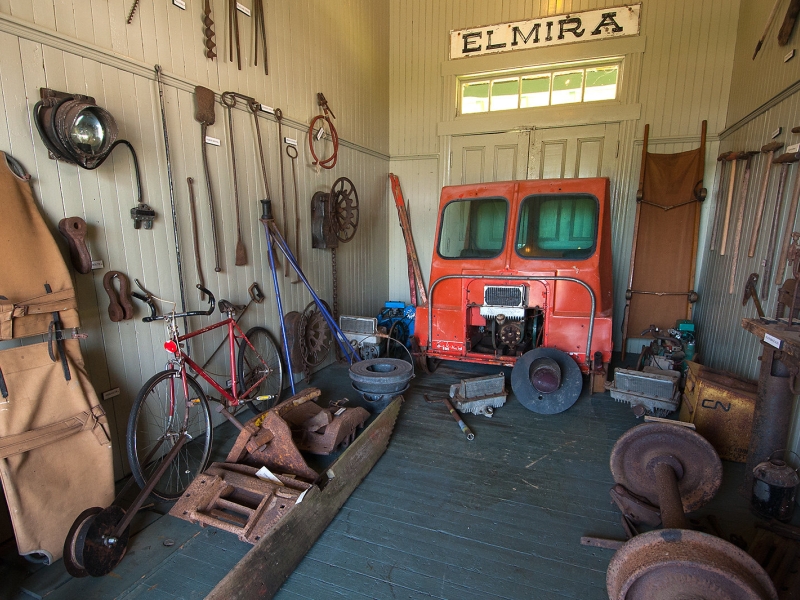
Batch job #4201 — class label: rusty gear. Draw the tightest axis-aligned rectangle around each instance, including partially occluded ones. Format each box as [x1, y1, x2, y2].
[331, 177, 359, 243]
[299, 301, 331, 368]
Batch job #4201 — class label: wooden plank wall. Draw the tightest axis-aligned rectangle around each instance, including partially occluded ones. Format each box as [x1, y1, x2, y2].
[387, 0, 740, 352]
[0, 0, 390, 478]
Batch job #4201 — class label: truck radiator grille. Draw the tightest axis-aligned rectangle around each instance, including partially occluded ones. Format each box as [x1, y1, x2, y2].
[484, 286, 525, 307]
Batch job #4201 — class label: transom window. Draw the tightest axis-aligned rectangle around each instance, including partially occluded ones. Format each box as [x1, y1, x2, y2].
[460, 59, 621, 115]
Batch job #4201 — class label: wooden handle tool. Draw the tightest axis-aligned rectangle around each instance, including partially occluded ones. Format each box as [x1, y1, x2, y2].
[729, 151, 760, 293]
[719, 152, 741, 256]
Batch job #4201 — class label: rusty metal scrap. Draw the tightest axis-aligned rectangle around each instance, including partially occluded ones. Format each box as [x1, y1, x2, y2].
[169, 462, 311, 544]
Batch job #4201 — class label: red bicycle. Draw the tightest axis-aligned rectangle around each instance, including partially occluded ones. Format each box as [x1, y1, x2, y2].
[127, 284, 283, 499]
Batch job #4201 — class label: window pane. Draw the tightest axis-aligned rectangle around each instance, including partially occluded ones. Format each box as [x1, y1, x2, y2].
[490, 78, 519, 111]
[584, 66, 618, 102]
[551, 70, 584, 105]
[462, 81, 489, 114]
[520, 75, 550, 108]
[438, 197, 508, 259]
[516, 194, 598, 260]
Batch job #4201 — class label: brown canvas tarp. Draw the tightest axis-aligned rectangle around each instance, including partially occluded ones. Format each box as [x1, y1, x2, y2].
[0, 340, 113, 563]
[627, 147, 703, 336]
[0, 152, 79, 340]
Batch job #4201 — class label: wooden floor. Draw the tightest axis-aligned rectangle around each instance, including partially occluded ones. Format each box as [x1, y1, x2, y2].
[2, 358, 759, 600]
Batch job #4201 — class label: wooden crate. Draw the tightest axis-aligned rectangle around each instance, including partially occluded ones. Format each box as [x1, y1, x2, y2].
[679, 361, 757, 463]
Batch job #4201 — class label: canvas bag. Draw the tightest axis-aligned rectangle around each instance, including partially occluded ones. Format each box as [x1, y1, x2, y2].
[0, 151, 79, 341]
[0, 340, 113, 563]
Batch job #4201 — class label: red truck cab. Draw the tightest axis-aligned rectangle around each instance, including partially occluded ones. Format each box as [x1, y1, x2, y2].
[414, 178, 613, 380]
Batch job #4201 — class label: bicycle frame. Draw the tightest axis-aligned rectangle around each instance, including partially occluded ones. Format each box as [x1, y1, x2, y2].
[170, 317, 268, 408]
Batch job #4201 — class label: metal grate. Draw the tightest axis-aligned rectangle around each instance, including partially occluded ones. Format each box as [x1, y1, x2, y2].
[339, 316, 377, 335]
[484, 285, 525, 307]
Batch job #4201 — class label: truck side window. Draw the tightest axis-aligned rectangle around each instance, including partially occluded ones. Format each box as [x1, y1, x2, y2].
[516, 194, 598, 259]
[438, 197, 508, 259]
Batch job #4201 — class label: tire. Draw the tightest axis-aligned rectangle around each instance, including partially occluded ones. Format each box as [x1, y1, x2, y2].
[238, 327, 284, 415]
[126, 370, 212, 500]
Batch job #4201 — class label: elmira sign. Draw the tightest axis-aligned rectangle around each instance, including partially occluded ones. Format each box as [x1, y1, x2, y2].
[449, 4, 641, 59]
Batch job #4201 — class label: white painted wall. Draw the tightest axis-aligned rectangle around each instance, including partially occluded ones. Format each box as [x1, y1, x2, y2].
[0, 0, 390, 477]
[387, 0, 740, 354]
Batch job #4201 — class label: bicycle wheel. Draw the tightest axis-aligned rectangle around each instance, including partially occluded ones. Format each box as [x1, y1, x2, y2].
[238, 326, 283, 415]
[126, 370, 212, 500]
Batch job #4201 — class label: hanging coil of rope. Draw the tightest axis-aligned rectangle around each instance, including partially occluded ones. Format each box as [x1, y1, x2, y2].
[308, 92, 339, 170]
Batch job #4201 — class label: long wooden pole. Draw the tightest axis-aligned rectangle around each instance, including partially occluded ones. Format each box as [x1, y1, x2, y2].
[621, 124, 649, 359]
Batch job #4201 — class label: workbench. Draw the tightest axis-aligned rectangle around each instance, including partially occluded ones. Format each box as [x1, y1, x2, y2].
[741, 318, 800, 493]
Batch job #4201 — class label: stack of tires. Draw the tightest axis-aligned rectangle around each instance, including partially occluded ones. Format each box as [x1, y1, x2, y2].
[349, 358, 413, 412]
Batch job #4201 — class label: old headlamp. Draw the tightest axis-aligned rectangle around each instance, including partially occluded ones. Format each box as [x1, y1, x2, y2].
[33, 88, 149, 227]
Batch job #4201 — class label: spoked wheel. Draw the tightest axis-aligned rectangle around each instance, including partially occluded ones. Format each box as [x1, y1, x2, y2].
[238, 326, 283, 415]
[126, 370, 212, 500]
[63, 505, 130, 578]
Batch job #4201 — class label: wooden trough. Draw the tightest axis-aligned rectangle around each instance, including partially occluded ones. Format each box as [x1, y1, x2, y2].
[204, 395, 403, 599]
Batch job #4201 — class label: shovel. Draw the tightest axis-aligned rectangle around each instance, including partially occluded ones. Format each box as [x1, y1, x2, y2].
[195, 86, 222, 272]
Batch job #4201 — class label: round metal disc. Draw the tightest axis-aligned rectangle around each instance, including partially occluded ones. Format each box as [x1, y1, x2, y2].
[63, 506, 103, 578]
[511, 348, 582, 414]
[81, 505, 129, 577]
[607, 529, 777, 600]
[610, 422, 722, 513]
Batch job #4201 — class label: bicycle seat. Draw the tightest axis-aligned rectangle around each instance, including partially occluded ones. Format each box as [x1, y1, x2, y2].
[218, 299, 237, 316]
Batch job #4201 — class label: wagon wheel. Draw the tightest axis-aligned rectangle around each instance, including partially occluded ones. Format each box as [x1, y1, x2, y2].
[330, 177, 359, 243]
[299, 301, 332, 368]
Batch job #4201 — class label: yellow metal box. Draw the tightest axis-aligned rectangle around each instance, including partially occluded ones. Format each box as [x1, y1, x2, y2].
[679, 361, 757, 463]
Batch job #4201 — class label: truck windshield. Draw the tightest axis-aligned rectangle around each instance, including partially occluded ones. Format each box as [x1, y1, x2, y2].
[516, 193, 598, 259]
[438, 197, 508, 259]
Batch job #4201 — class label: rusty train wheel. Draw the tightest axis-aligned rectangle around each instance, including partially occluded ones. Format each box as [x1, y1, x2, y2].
[610, 422, 722, 513]
[607, 529, 777, 600]
[63, 506, 103, 577]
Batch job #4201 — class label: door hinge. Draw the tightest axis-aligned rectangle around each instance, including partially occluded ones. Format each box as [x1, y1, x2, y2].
[616, 140, 620, 158]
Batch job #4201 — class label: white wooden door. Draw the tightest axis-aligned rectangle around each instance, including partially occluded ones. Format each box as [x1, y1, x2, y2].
[450, 131, 531, 185]
[528, 123, 620, 179]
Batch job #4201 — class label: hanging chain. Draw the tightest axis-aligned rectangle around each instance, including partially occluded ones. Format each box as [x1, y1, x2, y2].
[331, 246, 338, 322]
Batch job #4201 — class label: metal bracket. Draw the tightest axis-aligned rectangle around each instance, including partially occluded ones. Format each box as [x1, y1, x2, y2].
[130, 204, 156, 230]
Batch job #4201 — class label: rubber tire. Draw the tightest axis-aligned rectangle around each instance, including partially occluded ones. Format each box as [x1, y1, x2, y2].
[349, 358, 413, 393]
[126, 370, 212, 500]
[237, 327, 283, 415]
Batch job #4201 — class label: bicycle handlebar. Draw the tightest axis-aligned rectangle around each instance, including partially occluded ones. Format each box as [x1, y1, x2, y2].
[133, 285, 216, 322]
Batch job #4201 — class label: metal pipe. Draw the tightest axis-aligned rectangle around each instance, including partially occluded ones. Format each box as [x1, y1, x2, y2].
[443, 397, 474, 441]
[267, 221, 359, 363]
[154, 66, 187, 317]
[260, 219, 296, 396]
[427, 275, 596, 368]
[654, 460, 689, 530]
[745, 346, 795, 494]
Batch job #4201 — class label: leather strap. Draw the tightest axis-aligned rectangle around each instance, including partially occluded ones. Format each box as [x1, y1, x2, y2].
[0, 404, 109, 459]
[102, 271, 134, 322]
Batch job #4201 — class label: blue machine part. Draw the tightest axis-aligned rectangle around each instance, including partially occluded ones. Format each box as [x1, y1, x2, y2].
[377, 301, 416, 348]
